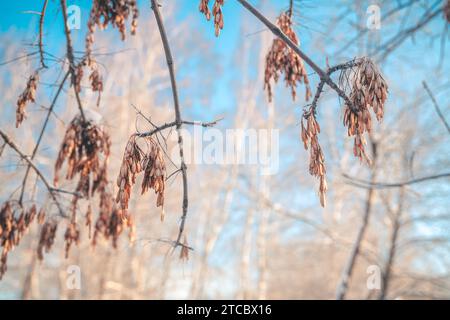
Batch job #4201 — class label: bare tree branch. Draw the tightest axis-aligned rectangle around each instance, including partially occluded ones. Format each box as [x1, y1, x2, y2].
[422, 81, 450, 134]
[342, 172, 450, 189]
[18, 70, 70, 206]
[38, 0, 48, 69]
[0, 130, 69, 217]
[237, 0, 358, 113]
[60, 0, 86, 121]
[150, 0, 189, 248]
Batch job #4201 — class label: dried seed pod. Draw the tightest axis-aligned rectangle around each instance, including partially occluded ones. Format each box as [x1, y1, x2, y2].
[264, 12, 311, 102]
[141, 137, 166, 208]
[116, 135, 142, 211]
[212, 0, 224, 37]
[16, 72, 39, 128]
[199, 0, 211, 20]
[88, 65, 104, 107]
[85, 205, 92, 239]
[37, 220, 58, 261]
[37, 207, 46, 225]
[199, 0, 224, 36]
[64, 220, 80, 259]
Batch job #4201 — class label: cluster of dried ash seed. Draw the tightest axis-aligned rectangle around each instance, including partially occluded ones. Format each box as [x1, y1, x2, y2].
[301, 113, 327, 207]
[16, 72, 39, 128]
[86, 0, 139, 64]
[116, 135, 166, 214]
[54, 114, 111, 200]
[0, 202, 41, 279]
[343, 57, 388, 163]
[37, 219, 57, 261]
[199, 0, 224, 36]
[93, 192, 134, 248]
[0, 200, 46, 277]
[264, 12, 311, 103]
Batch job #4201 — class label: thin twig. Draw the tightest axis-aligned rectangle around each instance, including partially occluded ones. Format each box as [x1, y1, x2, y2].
[0, 130, 68, 217]
[18, 70, 70, 205]
[343, 172, 450, 189]
[422, 81, 450, 134]
[60, 0, 86, 121]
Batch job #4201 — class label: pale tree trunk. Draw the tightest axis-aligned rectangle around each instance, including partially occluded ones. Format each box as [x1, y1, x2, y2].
[379, 186, 405, 299]
[238, 206, 256, 299]
[21, 249, 38, 300]
[336, 139, 378, 300]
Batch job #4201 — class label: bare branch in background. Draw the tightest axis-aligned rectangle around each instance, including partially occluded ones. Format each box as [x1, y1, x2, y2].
[18, 70, 70, 206]
[60, 0, 86, 121]
[38, 0, 48, 69]
[343, 172, 450, 189]
[422, 81, 450, 134]
[0, 130, 70, 217]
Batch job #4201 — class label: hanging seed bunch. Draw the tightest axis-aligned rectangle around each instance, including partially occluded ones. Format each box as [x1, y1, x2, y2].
[16, 72, 39, 128]
[0, 202, 38, 279]
[64, 220, 80, 259]
[343, 57, 388, 163]
[264, 12, 311, 103]
[86, 0, 139, 64]
[301, 112, 327, 207]
[37, 219, 57, 261]
[199, 0, 211, 20]
[199, 0, 224, 37]
[89, 66, 104, 107]
[116, 135, 166, 212]
[54, 114, 111, 199]
[85, 205, 92, 239]
[74, 60, 104, 107]
[141, 137, 166, 208]
[93, 192, 133, 248]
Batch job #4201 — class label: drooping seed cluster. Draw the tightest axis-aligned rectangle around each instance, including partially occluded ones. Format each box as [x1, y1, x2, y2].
[93, 192, 134, 248]
[37, 219, 57, 261]
[199, 0, 211, 20]
[141, 137, 166, 208]
[301, 113, 327, 207]
[16, 73, 39, 128]
[0, 202, 40, 279]
[199, 0, 224, 37]
[54, 114, 111, 200]
[264, 12, 311, 103]
[64, 220, 80, 259]
[86, 0, 139, 64]
[343, 57, 388, 163]
[74, 60, 104, 107]
[116, 135, 166, 213]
